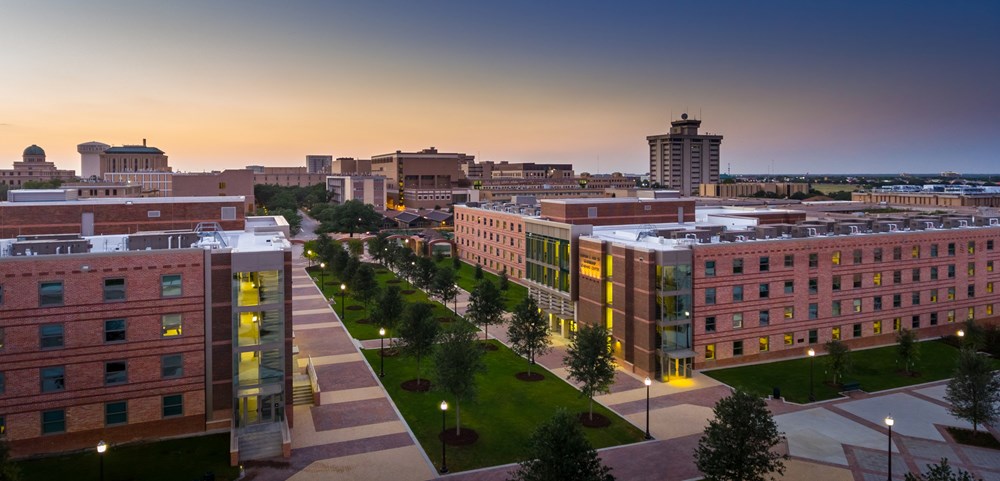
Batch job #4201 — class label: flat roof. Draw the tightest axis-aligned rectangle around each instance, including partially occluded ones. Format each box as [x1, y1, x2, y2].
[540, 197, 694, 205]
[0, 228, 289, 257]
[0, 195, 246, 207]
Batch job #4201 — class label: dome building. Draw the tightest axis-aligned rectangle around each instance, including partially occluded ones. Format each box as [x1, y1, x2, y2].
[1, 145, 77, 187]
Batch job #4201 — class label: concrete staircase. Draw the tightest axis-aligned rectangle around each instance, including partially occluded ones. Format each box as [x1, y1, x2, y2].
[238, 425, 284, 461]
[292, 375, 313, 405]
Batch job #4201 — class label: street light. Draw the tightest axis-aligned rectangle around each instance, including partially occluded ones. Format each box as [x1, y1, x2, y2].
[884, 416, 894, 480]
[807, 348, 816, 402]
[96, 440, 107, 481]
[439, 400, 449, 474]
[453, 283, 459, 316]
[319, 262, 326, 289]
[379, 327, 386, 377]
[644, 377, 652, 439]
[340, 283, 347, 321]
[307, 249, 314, 266]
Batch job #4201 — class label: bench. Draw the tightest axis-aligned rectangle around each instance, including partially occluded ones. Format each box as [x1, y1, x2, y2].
[841, 381, 862, 392]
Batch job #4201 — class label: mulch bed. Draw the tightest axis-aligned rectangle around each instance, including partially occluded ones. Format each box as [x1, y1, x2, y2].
[381, 348, 400, 358]
[354, 317, 371, 324]
[437, 316, 454, 323]
[440, 428, 479, 446]
[401, 379, 432, 392]
[515, 371, 545, 382]
[479, 342, 499, 351]
[894, 370, 922, 378]
[346, 305, 364, 311]
[386, 279, 402, 284]
[947, 427, 1000, 449]
[401, 289, 416, 295]
[577, 412, 612, 428]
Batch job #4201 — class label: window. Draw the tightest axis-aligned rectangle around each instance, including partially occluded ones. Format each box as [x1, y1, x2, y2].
[42, 410, 65, 434]
[930, 289, 939, 302]
[931, 244, 939, 257]
[969, 263, 976, 276]
[759, 310, 770, 326]
[705, 260, 716, 277]
[162, 355, 183, 378]
[874, 248, 883, 262]
[893, 246, 902, 260]
[784, 306, 794, 319]
[931, 266, 939, 280]
[912, 268, 921, 282]
[0, 285, 3, 305]
[733, 258, 743, 274]
[221, 206, 237, 220]
[809, 253, 818, 268]
[784, 333, 794, 346]
[758, 283, 769, 299]
[163, 394, 184, 418]
[784, 254, 794, 268]
[912, 245, 920, 259]
[948, 243, 956, 256]
[105, 361, 127, 385]
[705, 317, 716, 333]
[988, 282, 994, 294]
[832, 326, 841, 341]
[873, 320, 882, 334]
[853, 273, 862, 289]
[873, 272, 882, 286]
[948, 265, 956, 278]
[967, 284, 976, 298]
[853, 249, 862, 264]
[988, 304, 994, 316]
[162, 314, 182, 337]
[832, 276, 841, 291]
[39, 281, 63, 306]
[733, 285, 744, 302]
[101, 319, 126, 343]
[809, 278, 818, 294]
[41, 366, 65, 392]
[893, 293, 902, 308]
[893, 317, 902, 331]
[808, 330, 818, 344]
[705, 344, 716, 360]
[40, 324, 64, 349]
[832, 251, 841, 265]
[808, 303, 818, 319]
[705, 288, 716, 305]
[912, 315, 920, 329]
[912, 292, 921, 305]
[948, 287, 956, 300]
[988, 240, 994, 251]
[989, 261, 994, 272]
[853, 323, 862, 338]
[733, 340, 743, 356]
[103, 278, 125, 302]
[832, 300, 841, 316]
[874, 296, 883, 310]
[161, 274, 182, 297]
[893, 270, 902, 284]
[0, 371, 4, 395]
[732, 313, 743, 329]
[106, 401, 127, 426]
[948, 310, 956, 323]
[968, 241, 976, 254]
[968, 307, 976, 321]
[853, 299, 862, 312]
[759, 256, 769, 272]
[759, 337, 769, 352]
[784, 280, 794, 294]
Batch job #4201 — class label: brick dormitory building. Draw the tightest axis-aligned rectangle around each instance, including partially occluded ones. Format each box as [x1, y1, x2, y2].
[0, 197, 294, 463]
[454, 198, 1000, 381]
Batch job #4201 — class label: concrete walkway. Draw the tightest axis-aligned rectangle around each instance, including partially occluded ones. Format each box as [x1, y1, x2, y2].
[245, 244, 436, 481]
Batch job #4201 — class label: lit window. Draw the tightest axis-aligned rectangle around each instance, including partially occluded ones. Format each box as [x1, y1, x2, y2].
[832, 327, 841, 341]
[893, 318, 901, 332]
[873, 272, 881, 286]
[732, 313, 743, 329]
[948, 310, 956, 323]
[873, 320, 882, 334]
[784, 306, 794, 319]
[705, 344, 716, 360]
[162, 314, 182, 337]
[759, 337, 769, 352]
[968, 307, 975, 321]
[912, 245, 920, 258]
[831, 251, 841, 265]
[783, 333, 794, 346]
[853, 299, 862, 312]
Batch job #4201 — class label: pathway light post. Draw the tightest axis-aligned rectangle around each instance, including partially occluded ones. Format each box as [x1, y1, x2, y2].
[340, 283, 347, 320]
[379, 327, 386, 377]
[807, 348, 816, 402]
[454, 283, 459, 316]
[439, 400, 449, 474]
[96, 440, 107, 481]
[884, 415, 894, 480]
[319, 262, 326, 289]
[644, 377, 652, 439]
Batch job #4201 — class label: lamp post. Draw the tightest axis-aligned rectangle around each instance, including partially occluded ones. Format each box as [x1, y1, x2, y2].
[453, 283, 459, 316]
[96, 440, 107, 481]
[319, 262, 326, 289]
[307, 249, 314, 267]
[807, 348, 816, 402]
[439, 400, 449, 474]
[379, 327, 386, 377]
[340, 283, 347, 321]
[644, 377, 652, 439]
[957, 329, 965, 347]
[884, 416, 894, 480]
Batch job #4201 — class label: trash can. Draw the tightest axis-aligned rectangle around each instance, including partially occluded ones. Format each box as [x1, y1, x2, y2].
[772, 387, 781, 399]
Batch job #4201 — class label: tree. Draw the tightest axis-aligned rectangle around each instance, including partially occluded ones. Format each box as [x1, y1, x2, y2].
[368, 234, 390, 266]
[824, 340, 852, 385]
[414, 256, 437, 290]
[695, 390, 787, 481]
[317, 199, 382, 236]
[397, 303, 440, 385]
[433, 323, 485, 436]
[474, 264, 484, 280]
[372, 285, 406, 332]
[0, 437, 23, 481]
[347, 238, 365, 258]
[351, 265, 381, 319]
[507, 297, 551, 376]
[564, 323, 616, 420]
[897, 329, 920, 375]
[467, 279, 505, 343]
[330, 247, 349, 279]
[905, 458, 982, 481]
[961, 319, 986, 352]
[945, 348, 1000, 434]
[498, 268, 510, 291]
[432, 267, 459, 313]
[508, 409, 614, 481]
[452, 253, 462, 271]
[341, 254, 360, 288]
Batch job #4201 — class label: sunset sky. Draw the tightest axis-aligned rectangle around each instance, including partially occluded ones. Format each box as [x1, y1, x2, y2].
[1, 1, 998, 175]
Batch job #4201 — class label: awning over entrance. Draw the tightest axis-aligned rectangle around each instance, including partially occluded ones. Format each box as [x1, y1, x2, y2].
[663, 348, 697, 359]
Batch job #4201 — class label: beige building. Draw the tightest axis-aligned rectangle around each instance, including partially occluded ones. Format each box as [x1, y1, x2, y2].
[250, 167, 327, 187]
[371, 147, 471, 210]
[648, 114, 722, 195]
[77, 141, 110, 179]
[700, 182, 810, 198]
[99, 140, 170, 177]
[326, 175, 387, 211]
[463, 161, 574, 179]
[852, 191, 1000, 208]
[306, 155, 333, 174]
[62, 181, 144, 198]
[1, 145, 77, 187]
[105, 169, 255, 213]
[330, 157, 372, 175]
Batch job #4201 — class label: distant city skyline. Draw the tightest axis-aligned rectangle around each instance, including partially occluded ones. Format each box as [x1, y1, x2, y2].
[1, 1, 998, 175]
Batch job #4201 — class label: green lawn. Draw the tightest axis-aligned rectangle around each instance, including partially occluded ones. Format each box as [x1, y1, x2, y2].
[434, 258, 529, 311]
[705, 340, 1000, 403]
[309, 265, 468, 340]
[362, 341, 644, 472]
[17, 433, 239, 481]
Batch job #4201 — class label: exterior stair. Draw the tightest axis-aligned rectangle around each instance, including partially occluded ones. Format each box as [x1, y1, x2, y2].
[292, 375, 313, 405]
[238, 425, 283, 461]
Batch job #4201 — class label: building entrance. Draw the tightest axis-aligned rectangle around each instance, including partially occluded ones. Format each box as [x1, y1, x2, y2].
[236, 387, 283, 427]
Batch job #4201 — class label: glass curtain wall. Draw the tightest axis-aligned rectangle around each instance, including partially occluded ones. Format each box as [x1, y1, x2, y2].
[233, 270, 285, 426]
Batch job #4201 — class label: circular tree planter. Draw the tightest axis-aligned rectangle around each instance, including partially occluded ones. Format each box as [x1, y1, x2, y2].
[439, 428, 479, 446]
[346, 305, 364, 311]
[401, 289, 416, 295]
[577, 412, 612, 428]
[355, 317, 371, 324]
[515, 372, 545, 382]
[382, 348, 400, 358]
[401, 379, 432, 392]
